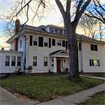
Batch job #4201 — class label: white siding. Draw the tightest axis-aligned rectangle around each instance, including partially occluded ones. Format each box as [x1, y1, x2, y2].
[82, 42, 105, 72]
[11, 42, 14, 50]
[26, 35, 67, 73]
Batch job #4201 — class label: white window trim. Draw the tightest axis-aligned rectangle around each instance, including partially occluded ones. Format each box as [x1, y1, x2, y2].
[33, 56, 37, 67]
[44, 56, 48, 67]
[44, 37, 49, 47]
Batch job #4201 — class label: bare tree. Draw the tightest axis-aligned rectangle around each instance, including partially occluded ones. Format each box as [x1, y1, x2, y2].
[86, 0, 105, 24]
[6, 0, 92, 79]
[79, 15, 99, 38]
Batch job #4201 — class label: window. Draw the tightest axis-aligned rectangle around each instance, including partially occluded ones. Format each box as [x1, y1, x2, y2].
[33, 56, 37, 66]
[90, 59, 100, 66]
[44, 38, 48, 47]
[20, 40, 22, 48]
[91, 44, 98, 51]
[59, 29, 62, 34]
[50, 27, 53, 33]
[17, 56, 21, 66]
[54, 28, 58, 34]
[44, 57, 48, 66]
[56, 40, 61, 46]
[5, 56, 10, 66]
[52, 39, 55, 46]
[79, 43, 81, 51]
[11, 56, 16, 66]
[33, 36, 37, 46]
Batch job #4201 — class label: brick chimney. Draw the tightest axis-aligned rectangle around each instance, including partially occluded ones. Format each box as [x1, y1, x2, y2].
[14, 19, 20, 51]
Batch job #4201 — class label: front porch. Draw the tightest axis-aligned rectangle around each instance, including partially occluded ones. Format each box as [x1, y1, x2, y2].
[50, 50, 69, 73]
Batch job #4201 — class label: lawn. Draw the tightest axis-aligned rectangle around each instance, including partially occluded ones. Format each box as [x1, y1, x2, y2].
[0, 75, 105, 102]
[79, 91, 105, 105]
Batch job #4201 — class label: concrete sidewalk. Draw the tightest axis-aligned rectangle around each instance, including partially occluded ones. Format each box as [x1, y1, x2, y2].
[0, 87, 39, 105]
[0, 82, 105, 105]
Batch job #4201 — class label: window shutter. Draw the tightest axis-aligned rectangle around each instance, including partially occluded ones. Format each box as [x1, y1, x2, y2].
[49, 38, 51, 48]
[52, 39, 55, 46]
[62, 40, 65, 47]
[30, 36, 33, 46]
[39, 37, 43, 47]
[79, 43, 81, 51]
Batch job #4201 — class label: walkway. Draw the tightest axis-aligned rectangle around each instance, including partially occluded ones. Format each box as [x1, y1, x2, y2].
[0, 76, 105, 105]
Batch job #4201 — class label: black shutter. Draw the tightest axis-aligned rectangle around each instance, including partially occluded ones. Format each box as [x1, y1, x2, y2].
[30, 36, 33, 46]
[95, 45, 98, 51]
[62, 40, 65, 47]
[91, 44, 93, 50]
[52, 39, 55, 46]
[66, 41, 67, 49]
[49, 38, 51, 48]
[79, 43, 81, 51]
[39, 37, 43, 47]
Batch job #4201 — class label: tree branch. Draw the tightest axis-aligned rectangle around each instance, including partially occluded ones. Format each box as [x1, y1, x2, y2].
[16, 0, 32, 16]
[66, 0, 71, 14]
[74, 0, 91, 22]
[55, 0, 65, 19]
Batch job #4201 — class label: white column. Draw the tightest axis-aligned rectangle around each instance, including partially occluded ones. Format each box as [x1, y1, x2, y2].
[53, 57, 57, 73]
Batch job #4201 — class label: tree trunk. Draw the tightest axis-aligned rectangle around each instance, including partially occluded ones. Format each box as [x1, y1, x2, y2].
[66, 25, 79, 79]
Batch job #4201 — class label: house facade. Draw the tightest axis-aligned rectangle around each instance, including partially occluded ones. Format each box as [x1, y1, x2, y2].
[0, 21, 105, 74]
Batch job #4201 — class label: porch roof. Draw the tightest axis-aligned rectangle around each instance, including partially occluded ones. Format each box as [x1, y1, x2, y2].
[50, 50, 69, 58]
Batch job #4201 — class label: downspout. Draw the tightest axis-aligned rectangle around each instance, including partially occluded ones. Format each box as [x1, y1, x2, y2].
[22, 35, 26, 73]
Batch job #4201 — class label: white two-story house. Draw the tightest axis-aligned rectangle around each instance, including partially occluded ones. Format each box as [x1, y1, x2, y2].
[0, 20, 105, 74]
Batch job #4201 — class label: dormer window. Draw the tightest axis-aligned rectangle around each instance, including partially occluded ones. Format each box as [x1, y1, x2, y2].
[56, 40, 61, 46]
[44, 38, 48, 47]
[54, 28, 58, 34]
[50, 27, 53, 33]
[33, 36, 37, 46]
[59, 29, 62, 34]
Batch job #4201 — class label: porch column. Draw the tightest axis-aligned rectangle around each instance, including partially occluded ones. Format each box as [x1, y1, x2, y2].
[53, 57, 57, 73]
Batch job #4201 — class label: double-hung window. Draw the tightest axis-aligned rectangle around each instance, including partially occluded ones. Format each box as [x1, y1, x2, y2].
[90, 59, 100, 66]
[17, 56, 21, 66]
[5, 56, 10, 66]
[11, 56, 16, 66]
[20, 40, 22, 48]
[91, 44, 98, 51]
[33, 56, 37, 66]
[33, 36, 37, 46]
[56, 40, 61, 46]
[44, 57, 48, 66]
[44, 38, 48, 47]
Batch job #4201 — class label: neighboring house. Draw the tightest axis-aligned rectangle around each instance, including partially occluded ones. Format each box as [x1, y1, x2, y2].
[0, 20, 105, 74]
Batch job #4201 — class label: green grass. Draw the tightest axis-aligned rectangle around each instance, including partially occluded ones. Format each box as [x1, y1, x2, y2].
[0, 75, 105, 102]
[85, 91, 105, 105]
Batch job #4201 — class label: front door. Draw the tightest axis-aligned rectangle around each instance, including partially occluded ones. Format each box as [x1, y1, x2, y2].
[57, 59, 61, 72]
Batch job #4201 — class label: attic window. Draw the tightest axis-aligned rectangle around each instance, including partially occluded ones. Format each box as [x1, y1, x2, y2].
[54, 28, 58, 34]
[59, 29, 62, 34]
[50, 27, 53, 33]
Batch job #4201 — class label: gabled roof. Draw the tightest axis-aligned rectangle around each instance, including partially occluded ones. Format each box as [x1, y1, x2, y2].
[50, 49, 69, 57]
